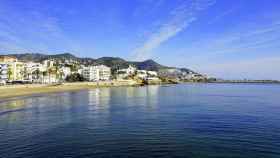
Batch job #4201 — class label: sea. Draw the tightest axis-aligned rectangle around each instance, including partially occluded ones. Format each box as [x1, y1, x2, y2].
[0, 83, 280, 158]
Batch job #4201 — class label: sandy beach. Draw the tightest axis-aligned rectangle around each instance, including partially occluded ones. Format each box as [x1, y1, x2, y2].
[0, 80, 140, 99]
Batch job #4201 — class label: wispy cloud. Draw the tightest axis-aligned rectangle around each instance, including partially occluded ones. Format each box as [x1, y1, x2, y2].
[0, 2, 82, 54]
[208, 7, 237, 24]
[177, 21, 280, 57]
[173, 20, 280, 80]
[132, 0, 216, 61]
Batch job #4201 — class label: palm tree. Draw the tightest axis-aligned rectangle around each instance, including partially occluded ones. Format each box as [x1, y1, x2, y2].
[33, 69, 40, 83]
[7, 68, 12, 81]
[59, 71, 64, 82]
[48, 68, 52, 83]
[54, 66, 60, 83]
[43, 71, 47, 84]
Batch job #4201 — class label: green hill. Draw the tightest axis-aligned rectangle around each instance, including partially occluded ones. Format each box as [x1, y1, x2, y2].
[4, 53, 195, 74]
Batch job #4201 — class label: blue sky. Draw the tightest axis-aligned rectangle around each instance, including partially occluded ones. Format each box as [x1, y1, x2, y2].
[0, 0, 279, 80]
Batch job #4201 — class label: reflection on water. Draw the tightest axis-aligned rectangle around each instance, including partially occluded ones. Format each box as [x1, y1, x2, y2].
[0, 86, 159, 115]
[0, 86, 161, 121]
[88, 88, 111, 112]
[87, 86, 160, 112]
[0, 84, 280, 158]
[123, 85, 159, 108]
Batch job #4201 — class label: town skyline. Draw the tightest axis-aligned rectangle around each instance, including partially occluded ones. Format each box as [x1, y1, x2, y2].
[0, 0, 279, 80]
[1, 52, 211, 84]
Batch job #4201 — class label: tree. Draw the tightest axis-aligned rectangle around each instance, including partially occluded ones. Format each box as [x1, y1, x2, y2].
[54, 66, 60, 82]
[70, 64, 78, 72]
[65, 73, 85, 82]
[42, 71, 48, 84]
[35, 69, 40, 79]
[48, 68, 52, 83]
[33, 69, 40, 82]
[58, 71, 64, 82]
[7, 68, 12, 81]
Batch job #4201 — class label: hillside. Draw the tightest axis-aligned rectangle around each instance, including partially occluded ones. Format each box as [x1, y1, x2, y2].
[131, 59, 169, 71]
[7, 53, 79, 62]
[3, 53, 195, 73]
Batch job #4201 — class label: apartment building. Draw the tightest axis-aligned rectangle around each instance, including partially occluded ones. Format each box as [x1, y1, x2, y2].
[60, 67, 71, 79]
[117, 65, 137, 79]
[82, 65, 111, 81]
[0, 63, 8, 82]
[24, 62, 44, 82]
[8, 61, 25, 81]
[98, 65, 111, 81]
[136, 70, 148, 79]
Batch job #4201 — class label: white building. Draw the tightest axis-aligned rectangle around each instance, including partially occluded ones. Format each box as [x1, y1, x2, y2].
[82, 66, 99, 81]
[8, 61, 25, 81]
[118, 65, 136, 75]
[117, 65, 137, 79]
[136, 70, 148, 79]
[158, 68, 183, 78]
[24, 62, 44, 82]
[147, 71, 158, 77]
[43, 60, 55, 68]
[0, 63, 8, 82]
[60, 67, 71, 79]
[82, 65, 111, 81]
[147, 71, 160, 81]
[183, 72, 207, 80]
[136, 70, 160, 80]
[0, 56, 25, 82]
[98, 65, 111, 81]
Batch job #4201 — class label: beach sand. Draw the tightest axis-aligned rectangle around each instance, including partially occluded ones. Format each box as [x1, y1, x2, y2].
[0, 80, 140, 99]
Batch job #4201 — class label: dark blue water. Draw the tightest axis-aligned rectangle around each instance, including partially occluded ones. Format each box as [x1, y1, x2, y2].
[0, 84, 280, 158]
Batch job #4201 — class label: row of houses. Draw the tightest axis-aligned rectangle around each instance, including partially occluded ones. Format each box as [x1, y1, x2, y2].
[116, 65, 160, 81]
[0, 55, 160, 85]
[0, 56, 112, 84]
[0, 56, 71, 84]
[158, 68, 207, 80]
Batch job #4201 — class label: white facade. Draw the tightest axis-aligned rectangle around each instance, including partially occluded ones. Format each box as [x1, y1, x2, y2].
[82, 65, 111, 81]
[42, 74, 58, 83]
[117, 65, 137, 79]
[0, 63, 8, 81]
[98, 65, 111, 81]
[136, 70, 159, 80]
[9, 61, 25, 81]
[82, 66, 99, 81]
[60, 67, 71, 79]
[43, 60, 55, 68]
[147, 71, 158, 77]
[147, 77, 160, 81]
[24, 62, 44, 81]
[118, 65, 136, 75]
[136, 70, 148, 79]
[147, 71, 159, 81]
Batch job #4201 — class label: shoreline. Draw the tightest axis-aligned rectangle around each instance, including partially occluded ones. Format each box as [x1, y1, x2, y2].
[0, 80, 141, 100]
[1, 81, 279, 100]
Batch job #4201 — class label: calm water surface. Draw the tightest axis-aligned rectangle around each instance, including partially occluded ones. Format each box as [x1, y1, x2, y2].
[0, 84, 280, 158]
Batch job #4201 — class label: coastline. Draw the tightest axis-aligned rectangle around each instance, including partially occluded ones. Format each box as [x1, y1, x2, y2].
[1, 80, 279, 100]
[0, 80, 141, 100]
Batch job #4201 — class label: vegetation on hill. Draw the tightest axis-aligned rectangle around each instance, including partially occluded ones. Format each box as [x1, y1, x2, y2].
[5, 53, 195, 73]
[131, 59, 168, 71]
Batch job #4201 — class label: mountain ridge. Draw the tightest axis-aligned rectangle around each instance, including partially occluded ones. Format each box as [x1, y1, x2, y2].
[1, 53, 195, 73]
